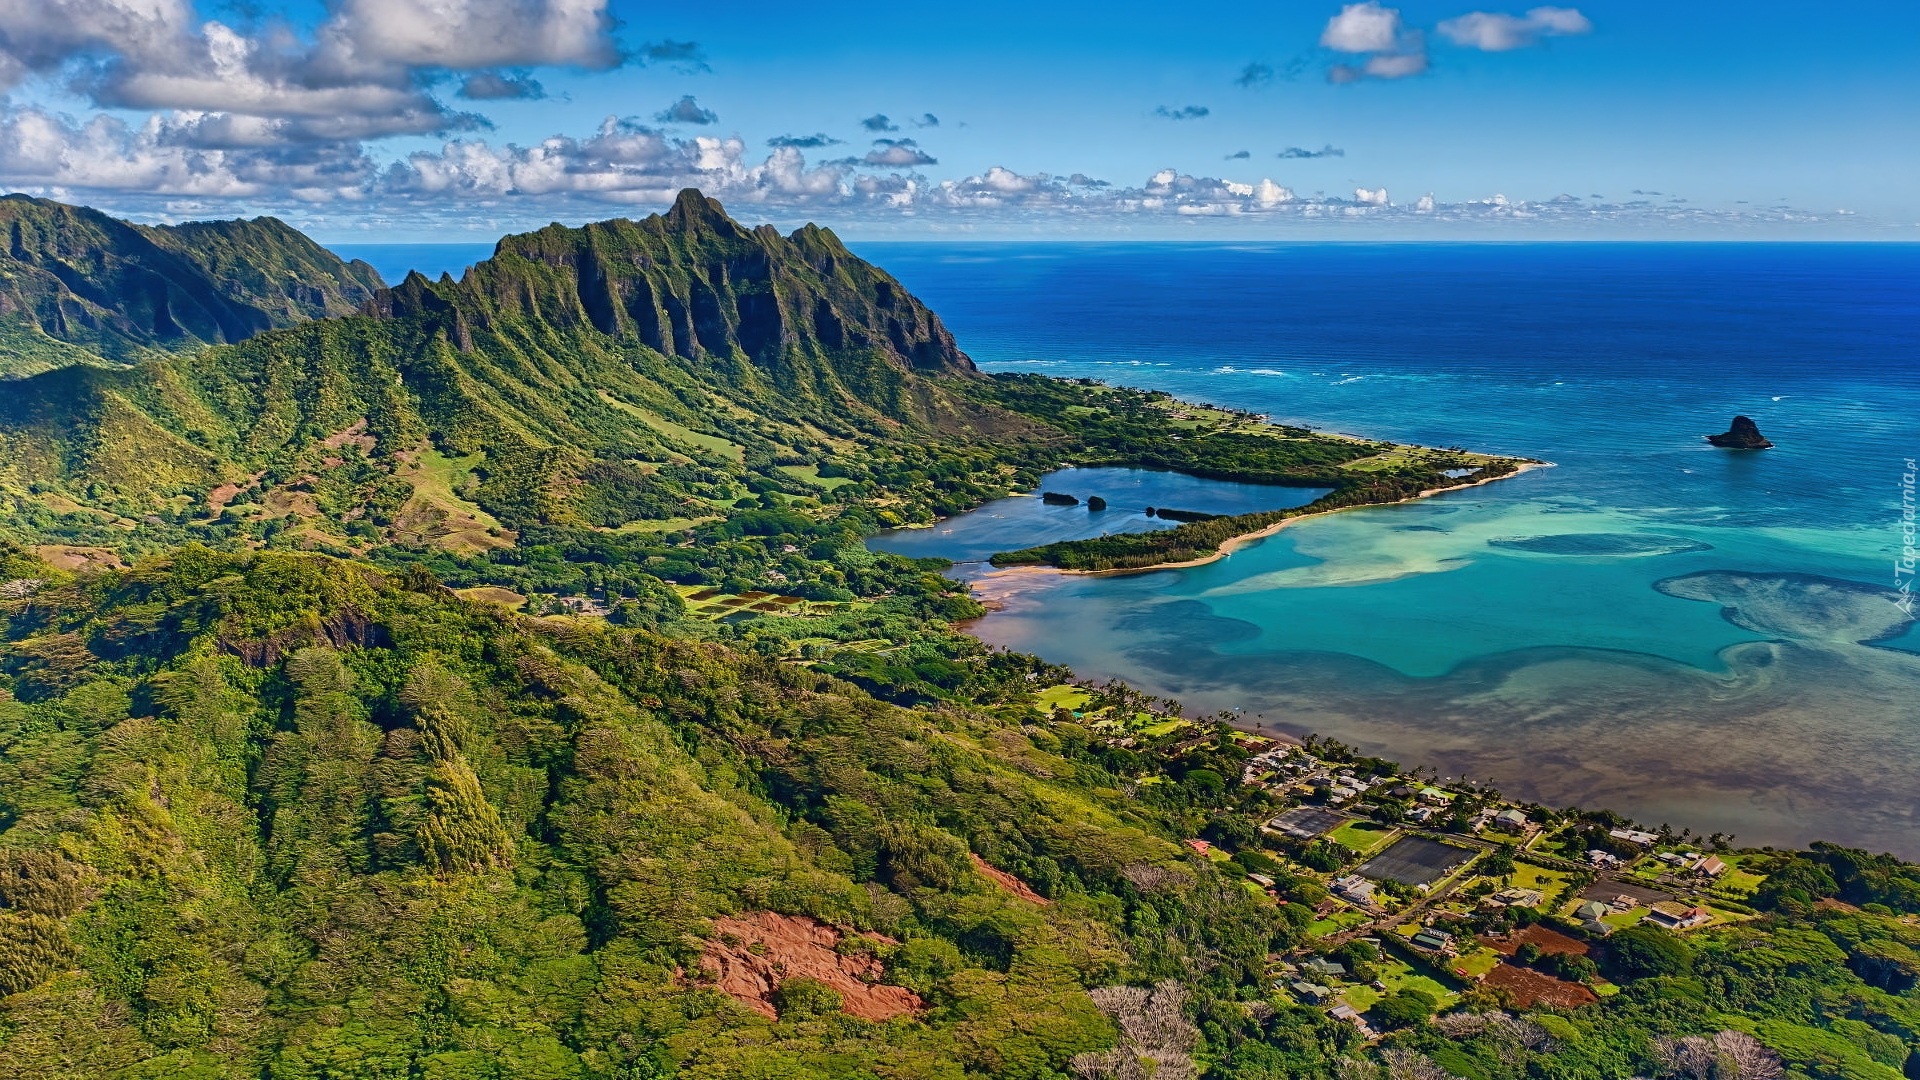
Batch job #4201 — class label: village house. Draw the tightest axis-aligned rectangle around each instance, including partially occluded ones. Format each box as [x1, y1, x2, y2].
[1412, 929, 1454, 954]
[1303, 957, 1347, 978]
[1332, 875, 1376, 903]
[1609, 828, 1660, 848]
[1493, 808, 1531, 831]
[1292, 982, 1334, 1004]
[1486, 887, 1545, 909]
[1645, 902, 1713, 931]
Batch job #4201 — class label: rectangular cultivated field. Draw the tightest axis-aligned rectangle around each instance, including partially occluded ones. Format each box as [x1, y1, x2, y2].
[1358, 837, 1476, 887]
[1270, 807, 1349, 840]
[1580, 881, 1674, 906]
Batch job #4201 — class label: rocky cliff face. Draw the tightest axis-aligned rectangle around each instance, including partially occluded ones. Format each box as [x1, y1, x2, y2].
[0, 194, 384, 374]
[363, 188, 973, 382]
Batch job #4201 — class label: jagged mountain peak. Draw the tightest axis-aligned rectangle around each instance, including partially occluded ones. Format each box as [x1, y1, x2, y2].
[363, 188, 975, 380]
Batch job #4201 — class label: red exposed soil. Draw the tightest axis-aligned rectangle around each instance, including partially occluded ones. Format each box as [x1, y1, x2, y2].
[320, 419, 377, 454]
[1482, 963, 1598, 1009]
[970, 853, 1051, 905]
[1479, 925, 1590, 958]
[697, 912, 922, 1021]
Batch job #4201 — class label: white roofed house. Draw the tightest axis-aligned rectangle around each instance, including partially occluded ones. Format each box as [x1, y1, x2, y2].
[1494, 808, 1531, 831]
[1332, 874, 1376, 902]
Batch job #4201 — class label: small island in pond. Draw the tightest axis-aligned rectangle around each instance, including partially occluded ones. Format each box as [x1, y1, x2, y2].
[1707, 415, 1774, 449]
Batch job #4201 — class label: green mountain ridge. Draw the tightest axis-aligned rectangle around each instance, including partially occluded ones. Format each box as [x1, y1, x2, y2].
[0, 194, 385, 377]
[0, 190, 1050, 555]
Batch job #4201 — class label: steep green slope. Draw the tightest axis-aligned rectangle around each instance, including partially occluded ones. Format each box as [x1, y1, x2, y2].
[0, 542, 1299, 1079]
[0, 194, 383, 377]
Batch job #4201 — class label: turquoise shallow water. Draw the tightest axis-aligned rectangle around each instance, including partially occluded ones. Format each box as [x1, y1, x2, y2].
[858, 242, 1920, 855]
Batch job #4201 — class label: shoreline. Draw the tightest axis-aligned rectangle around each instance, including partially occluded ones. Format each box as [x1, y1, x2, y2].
[1008, 459, 1555, 578]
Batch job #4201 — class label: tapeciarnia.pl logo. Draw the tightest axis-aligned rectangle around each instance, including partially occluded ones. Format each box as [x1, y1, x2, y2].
[1897, 458, 1917, 617]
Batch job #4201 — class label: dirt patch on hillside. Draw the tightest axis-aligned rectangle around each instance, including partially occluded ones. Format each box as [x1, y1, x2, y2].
[34, 546, 125, 572]
[455, 587, 526, 610]
[697, 912, 922, 1021]
[321, 419, 378, 455]
[970, 853, 1050, 904]
[206, 470, 264, 511]
[1482, 963, 1597, 1009]
[1479, 924, 1589, 958]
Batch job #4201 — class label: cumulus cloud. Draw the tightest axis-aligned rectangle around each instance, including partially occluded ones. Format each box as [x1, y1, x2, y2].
[1278, 144, 1345, 159]
[0, 97, 1835, 236]
[1321, 2, 1405, 52]
[459, 71, 544, 100]
[860, 138, 935, 167]
[911, 113, 939, 127]
[0, 101, 373, 199]
[315, 0, 620, 72]
[859, 113, 898, 132]
[1438, 7, 1591, 50]
[0, 0, 623, 148]
[1226, 149, 1251, 159]
[1319, 2, 1427, 82]
[654, 96, 717, 125]
[1154, 105, 1210, 120]
[767, 133, 841, 149]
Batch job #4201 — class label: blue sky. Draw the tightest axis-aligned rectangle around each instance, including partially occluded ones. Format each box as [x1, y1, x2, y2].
[2, 0, 1916, 238]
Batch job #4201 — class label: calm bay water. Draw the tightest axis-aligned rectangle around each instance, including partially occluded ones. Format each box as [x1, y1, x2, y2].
[867, 467, 1329, 564]
[859, 242, 1920, 856]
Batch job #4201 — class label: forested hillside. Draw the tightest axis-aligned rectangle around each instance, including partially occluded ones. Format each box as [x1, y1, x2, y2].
[4, 539, 1920, 1080]
[0, 195, 384, 377]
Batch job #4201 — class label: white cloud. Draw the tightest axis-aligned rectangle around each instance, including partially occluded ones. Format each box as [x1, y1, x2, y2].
[313, 0, 618, 72]
[1319, 3, 1427, 82]
[0, 105, 1843, 236]
[0, 0, 620, 147]
[1437, 6, 1592, 51]
[0, 102, 372, 198]
[1321, 2, 1404, 52]
[860, 138, 936, 167]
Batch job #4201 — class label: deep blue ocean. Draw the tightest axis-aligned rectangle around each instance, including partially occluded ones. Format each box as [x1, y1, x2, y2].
[335, 239, 1920, 854]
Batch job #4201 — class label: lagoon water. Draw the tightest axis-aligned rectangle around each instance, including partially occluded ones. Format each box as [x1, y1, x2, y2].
[867, 467, 1329, 564]
[861, 241, 1920, 856]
